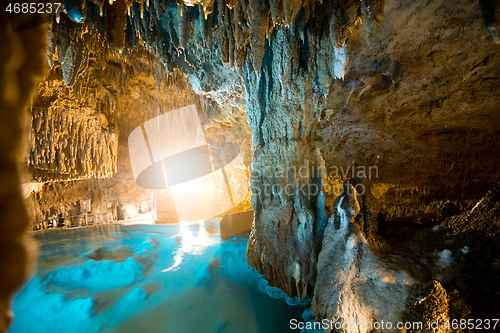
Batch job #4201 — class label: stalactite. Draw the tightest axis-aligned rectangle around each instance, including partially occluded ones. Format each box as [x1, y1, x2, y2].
[53, 0, 385, 88]
[55, 16, 72, 63]
[61, 39, 86, 86]
[248, 0, 270, 71]
[33, 13, 194, 183]
[198, 4, 207, 45]
[46, 24, 58, 68]
[63, 0, 86, 23]
[178, 4, 190, 47]
[28, 99, 119, 181]
[269, 0, 283, 26]
[106, 0, 129, 51]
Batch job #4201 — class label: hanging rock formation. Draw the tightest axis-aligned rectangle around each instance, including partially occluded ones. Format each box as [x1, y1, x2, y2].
[243, 23, 344, 298]
[28, 94, 118, 181]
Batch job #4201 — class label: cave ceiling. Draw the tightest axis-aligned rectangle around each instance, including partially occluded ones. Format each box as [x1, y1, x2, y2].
[28, 0, 500, 202]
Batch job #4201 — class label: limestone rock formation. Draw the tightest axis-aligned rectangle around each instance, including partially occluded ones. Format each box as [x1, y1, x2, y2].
[34, 0, 388, 300]
[2, 0, 500, 332]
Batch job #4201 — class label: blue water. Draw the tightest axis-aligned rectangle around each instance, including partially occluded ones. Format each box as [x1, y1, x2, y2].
[10, 221, 310, 333]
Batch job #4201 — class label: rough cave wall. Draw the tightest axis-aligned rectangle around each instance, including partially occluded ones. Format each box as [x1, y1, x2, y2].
[24, 63, 253, 227]
[0, 15, 46, 333]
[317, 0, 500, 218]
[28, 86, 118, 181]
[24, 46, 189, 227]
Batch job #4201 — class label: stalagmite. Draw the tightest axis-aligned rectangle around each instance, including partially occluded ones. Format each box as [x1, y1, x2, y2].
[312, 180, 415, 328]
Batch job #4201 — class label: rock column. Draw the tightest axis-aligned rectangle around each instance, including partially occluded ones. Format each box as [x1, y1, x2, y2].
[244, 27, 328, 299]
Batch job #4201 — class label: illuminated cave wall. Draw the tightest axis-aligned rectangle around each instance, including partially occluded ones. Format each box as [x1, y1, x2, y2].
[316, 0, 500, 218]
[24, 19, 253, 227]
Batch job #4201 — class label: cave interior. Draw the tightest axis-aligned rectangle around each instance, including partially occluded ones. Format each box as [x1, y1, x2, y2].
[1, 0, 500, 332]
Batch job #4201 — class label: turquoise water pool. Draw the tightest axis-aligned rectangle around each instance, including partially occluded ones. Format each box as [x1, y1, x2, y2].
[10, 221, 310, 333]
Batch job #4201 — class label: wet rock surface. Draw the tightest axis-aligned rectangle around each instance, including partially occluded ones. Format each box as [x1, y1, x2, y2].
[2, 0, 500, 332]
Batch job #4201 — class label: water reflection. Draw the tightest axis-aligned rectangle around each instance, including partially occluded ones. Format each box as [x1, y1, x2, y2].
[161, 220, 219, 272]
[11, 222, 306, 333]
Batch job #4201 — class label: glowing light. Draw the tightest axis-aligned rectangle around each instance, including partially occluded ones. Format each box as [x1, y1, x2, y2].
[195, 184, 204, 194]
[128, 105, 248, 222]
[161, 221, 217, 272]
